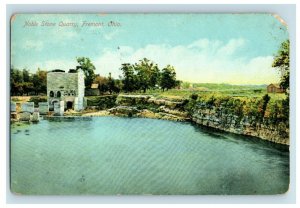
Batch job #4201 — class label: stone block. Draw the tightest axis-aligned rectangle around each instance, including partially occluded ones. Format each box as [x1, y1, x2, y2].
[54, 101, 64, 116]
[19, 112, 31, 121]
[11, 102, 16, 112]
[39, 102, 49, 115]
[31, 112, 40, 122]
[21, 102, 34, 113]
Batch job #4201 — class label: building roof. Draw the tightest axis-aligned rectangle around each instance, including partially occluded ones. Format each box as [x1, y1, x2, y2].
[91, 83, 99, 89]
[51, 69, 65, 73]
[268, 83, 281, 88]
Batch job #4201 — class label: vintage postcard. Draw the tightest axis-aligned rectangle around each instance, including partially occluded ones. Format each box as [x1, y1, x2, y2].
[10, 13, 290, 195]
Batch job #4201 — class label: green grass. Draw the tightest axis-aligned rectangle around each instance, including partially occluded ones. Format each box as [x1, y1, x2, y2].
[124, 87, 286, 101]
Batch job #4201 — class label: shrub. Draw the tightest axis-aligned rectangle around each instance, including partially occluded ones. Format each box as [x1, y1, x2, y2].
[87, 95, 117, 109]
[206, 96, 216, 106]
[29, 96, 47, 107]
[11, 97, 20, 102]
[190, 93, 198, 101]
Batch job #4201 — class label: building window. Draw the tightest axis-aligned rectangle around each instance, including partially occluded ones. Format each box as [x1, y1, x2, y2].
[57, 91, 61, 98]
[50, 91, 54, 97]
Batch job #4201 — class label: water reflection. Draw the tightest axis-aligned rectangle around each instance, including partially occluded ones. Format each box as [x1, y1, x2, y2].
[191, 122, 289, 152]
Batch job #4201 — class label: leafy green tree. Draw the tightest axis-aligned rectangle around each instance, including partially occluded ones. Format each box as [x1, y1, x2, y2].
[11, 67, 47, 95]
[272, 40, 290, 125]
[11, 67, 23, 95]
[120, 63, 137, 92]
[107, 72, 116, 94]
[76, 57, 96, 88]
[150, 65, 160, 89]
[32, 68, 47, 95]
[113, 79, 122, 93]
[174, 80, 182, 89]
[281, 97, 289, 126]
[160, 65, 176, 91]
[272, 40, 289, 91]
[22, 82, 34, 95]
[22, 69, 31, 82]
[94, 75, 109, 94]
[259, 94, 271, 121]
[14, 83, 24, 95]
[269, 101, 279, 125]
[134, 58, 160, 93]
[181, 82, 191, 89]
[118, 59, 178, 93]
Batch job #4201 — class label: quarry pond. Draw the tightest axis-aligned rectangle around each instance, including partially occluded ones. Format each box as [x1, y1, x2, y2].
[10, 117, 289, 195]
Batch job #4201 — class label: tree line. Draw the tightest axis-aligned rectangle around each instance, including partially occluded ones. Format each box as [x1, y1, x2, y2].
[10, 57, 180, 96]
[76, 57, 181, 94]
[10, 67, 47, 96]
[119, 58, 180, 93]
[83, 57, 180, 94]
[271, 39, 289, 126]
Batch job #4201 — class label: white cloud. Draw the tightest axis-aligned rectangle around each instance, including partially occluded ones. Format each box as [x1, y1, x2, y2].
[103, 30, 120, 40]
[217, 38, 246, 57]
[49, 28, 79, 42]
[27, 38, 280, 85]
[92, 38, 280, 84]
[22, 40, 44, 51]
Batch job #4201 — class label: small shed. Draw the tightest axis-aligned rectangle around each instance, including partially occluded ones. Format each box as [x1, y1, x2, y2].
[91, 83, 99, 89]
[267, 83, 285, 93]
[85, 83, 100, 96]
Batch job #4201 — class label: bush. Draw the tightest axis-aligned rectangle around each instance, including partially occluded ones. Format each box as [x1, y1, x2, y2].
[87, 95, 117, 109]
[190, 93, 198, 100]
[11, 97, 20, 102]
[206, 96, 217, 106]
[29, 96, 47, 107]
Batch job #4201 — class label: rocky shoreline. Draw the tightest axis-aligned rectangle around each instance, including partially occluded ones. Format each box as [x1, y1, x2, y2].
[81, 107, 188, 122]
[11, 94, 290, 145]
[82, 94, 289, 145]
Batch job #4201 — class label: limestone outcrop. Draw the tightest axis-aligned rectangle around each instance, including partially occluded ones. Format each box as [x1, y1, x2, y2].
[190, 102, 289, 145]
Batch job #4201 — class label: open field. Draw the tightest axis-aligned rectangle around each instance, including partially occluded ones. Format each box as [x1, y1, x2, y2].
[121, 83, 287, 101]
[10, 84, 287, 106]
[11, 90, 286, 105]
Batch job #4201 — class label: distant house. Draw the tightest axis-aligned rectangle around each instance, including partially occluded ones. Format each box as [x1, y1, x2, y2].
[85, 83, 100, 96]
[91, 83, 99, 89]
[267, 83, 285, 93]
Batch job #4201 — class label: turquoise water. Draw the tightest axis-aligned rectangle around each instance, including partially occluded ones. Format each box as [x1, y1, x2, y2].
[10, 117, 289, 195]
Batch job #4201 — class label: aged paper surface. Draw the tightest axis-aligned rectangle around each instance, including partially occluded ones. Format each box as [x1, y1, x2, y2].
[10, 13, 289, 195]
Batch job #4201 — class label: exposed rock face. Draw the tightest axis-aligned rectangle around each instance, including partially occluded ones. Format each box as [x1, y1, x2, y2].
[190, 102, 289, 145]
[112, 95, 289, 145]
[108, 106, 139, 116]
[47, 93, 290, 145]
[116, 94, 187, 109]
[116, 95, 152, 106]
[113, 95, 189, 121]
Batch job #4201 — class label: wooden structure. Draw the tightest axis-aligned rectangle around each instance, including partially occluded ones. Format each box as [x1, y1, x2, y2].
[267, 83, 285, 93]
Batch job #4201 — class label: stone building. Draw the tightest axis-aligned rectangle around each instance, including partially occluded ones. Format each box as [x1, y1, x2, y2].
[47, 69, 85, 111]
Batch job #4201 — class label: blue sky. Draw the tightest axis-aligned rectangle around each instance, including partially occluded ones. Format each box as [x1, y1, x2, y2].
[11, 13, 288, 84]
